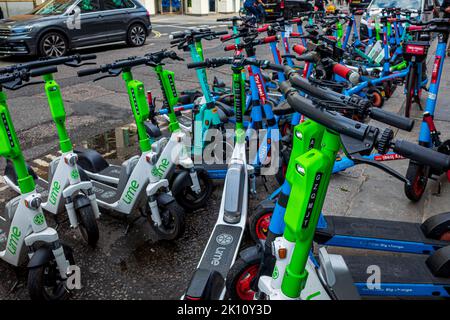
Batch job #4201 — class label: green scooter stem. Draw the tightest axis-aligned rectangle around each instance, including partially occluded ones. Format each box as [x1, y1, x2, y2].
[280, 125, 341, 299]
[122, 69, 152, 152]
[154, 64, 180, 133]
[0, 91, 35, 194]
[43, 74, 72, 153]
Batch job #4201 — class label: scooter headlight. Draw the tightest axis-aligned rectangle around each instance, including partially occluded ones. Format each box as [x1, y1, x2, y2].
[64, 154, 78, 166]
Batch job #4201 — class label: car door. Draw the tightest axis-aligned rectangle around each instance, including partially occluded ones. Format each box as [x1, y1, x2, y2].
[68, 0, 108, 47]
[99, 0, 133, 42]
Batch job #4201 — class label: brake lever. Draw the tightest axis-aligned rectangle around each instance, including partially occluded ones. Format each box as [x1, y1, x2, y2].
[64, 61, 96, 68]
[93, 69, 121, 82]
[3, 80, 44, 91]
[348, 154, 409, 184]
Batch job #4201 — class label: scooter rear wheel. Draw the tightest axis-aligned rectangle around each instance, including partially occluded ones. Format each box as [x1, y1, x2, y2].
[27, 245, 75, 301]
[249, 206, 274, 244]
[226, 257, 260, 300]
[404, 161, 428, 202]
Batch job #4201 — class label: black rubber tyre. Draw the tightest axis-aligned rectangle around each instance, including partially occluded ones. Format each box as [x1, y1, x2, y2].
[226, 257, 261, 300]
[404, 161, 428, 202]
[405, 67, 417, 118]
[368, 88, 384, 108]
[39, 32, 68, 57]
[126, 23, 147, 47]
[27, 246, 75, 301]
[248, 205, 275, 244]
[173, 169, 213, 212]
[76, 205, 99, 247]
[151, 201, 185, 241]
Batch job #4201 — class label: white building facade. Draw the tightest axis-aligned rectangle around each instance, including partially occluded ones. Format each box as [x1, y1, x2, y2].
[143, 0, 241, 15]
[0, 0, 241, 18]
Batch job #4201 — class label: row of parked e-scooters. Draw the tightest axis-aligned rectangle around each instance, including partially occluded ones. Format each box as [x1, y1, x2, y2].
[0, 7, 450, 300]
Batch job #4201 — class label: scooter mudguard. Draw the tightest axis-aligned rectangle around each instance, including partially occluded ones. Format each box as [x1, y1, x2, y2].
[28, 243, 73, 268]
[156, 192, 176, 206]
[239, 245, 263, 263]
[170, 170, 191, 196]
[4, 159, 37, 186]
[75, 148, 109, 173]
[185, 269, 224, 300]
[73, 194, 91, 210]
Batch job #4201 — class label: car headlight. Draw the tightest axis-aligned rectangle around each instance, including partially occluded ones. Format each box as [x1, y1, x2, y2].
[10, 26, 33, 34]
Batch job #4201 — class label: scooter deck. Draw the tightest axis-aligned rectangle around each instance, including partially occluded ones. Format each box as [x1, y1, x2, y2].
[96, 165, 121, 180]
[91, 180, 119, 204]
[346, 254, 450, 297]
[316, 216, 448, 253]
[198, 224, 243, 278]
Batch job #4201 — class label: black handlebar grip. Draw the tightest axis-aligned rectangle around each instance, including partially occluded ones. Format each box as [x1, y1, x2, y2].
[80, 54, 97, 61]
[214, 30, 229, 36]
[394, 140, 450, 172]
[265, 62, 286, 72]
[170, 31, 186, 40]
[370, 108, 415, 132]
[78, 67, 102, 77]
[187, 61, 208, 69]
[29, 66, 58, 77]
[170, 38, 184, 45]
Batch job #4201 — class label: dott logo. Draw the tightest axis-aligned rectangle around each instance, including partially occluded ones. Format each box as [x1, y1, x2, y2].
[1, 112, 15, 148]
[7, 226, 21, 255]
[123, 180, 139, 205]
[49, 181, 61, 205]
[151, 158, 170, 178]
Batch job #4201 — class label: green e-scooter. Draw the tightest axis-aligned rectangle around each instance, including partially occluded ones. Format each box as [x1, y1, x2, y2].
[3, 55, 101, 246]
[0, 66, 76, 300]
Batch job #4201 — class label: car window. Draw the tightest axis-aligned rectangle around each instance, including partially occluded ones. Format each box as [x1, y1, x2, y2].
[103, 0, 134, 10]
[31, 0, 75, 15]
[78, 0, 101, 12]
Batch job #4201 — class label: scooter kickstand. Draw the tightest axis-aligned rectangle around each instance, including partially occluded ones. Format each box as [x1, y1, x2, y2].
[124, 210, 146, 235]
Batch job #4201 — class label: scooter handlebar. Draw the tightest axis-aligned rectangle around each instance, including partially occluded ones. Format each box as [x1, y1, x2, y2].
[369, 108, 415, 132]
[394, 140, 450, 172]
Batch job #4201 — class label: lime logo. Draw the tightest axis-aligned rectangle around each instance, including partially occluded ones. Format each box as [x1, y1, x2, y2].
[49, 181, 61, 205]
[7, 226, 21, 255]
[272, 266, 279, 279]
[71, 170, 79, 180]
[151, 158, 170, 178]
[33, 213, 45, 226]
[122, 180, 139, 205]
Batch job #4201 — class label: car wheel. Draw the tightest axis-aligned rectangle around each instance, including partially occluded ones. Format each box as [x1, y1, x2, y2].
[127, 23, 147, 47]
[39, 32, 68, 58]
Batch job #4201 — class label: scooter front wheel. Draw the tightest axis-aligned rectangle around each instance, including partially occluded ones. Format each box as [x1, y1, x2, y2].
[150, 201, 185, 241]
[77, 204, 99, 247]
[226, 257, 260, 300]
[27, 246, 75, 301]
[173, 169, 213, 212]
[404, 161, 428, 202]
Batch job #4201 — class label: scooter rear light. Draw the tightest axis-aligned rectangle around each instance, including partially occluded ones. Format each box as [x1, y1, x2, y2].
[280, 0, 285, 9]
